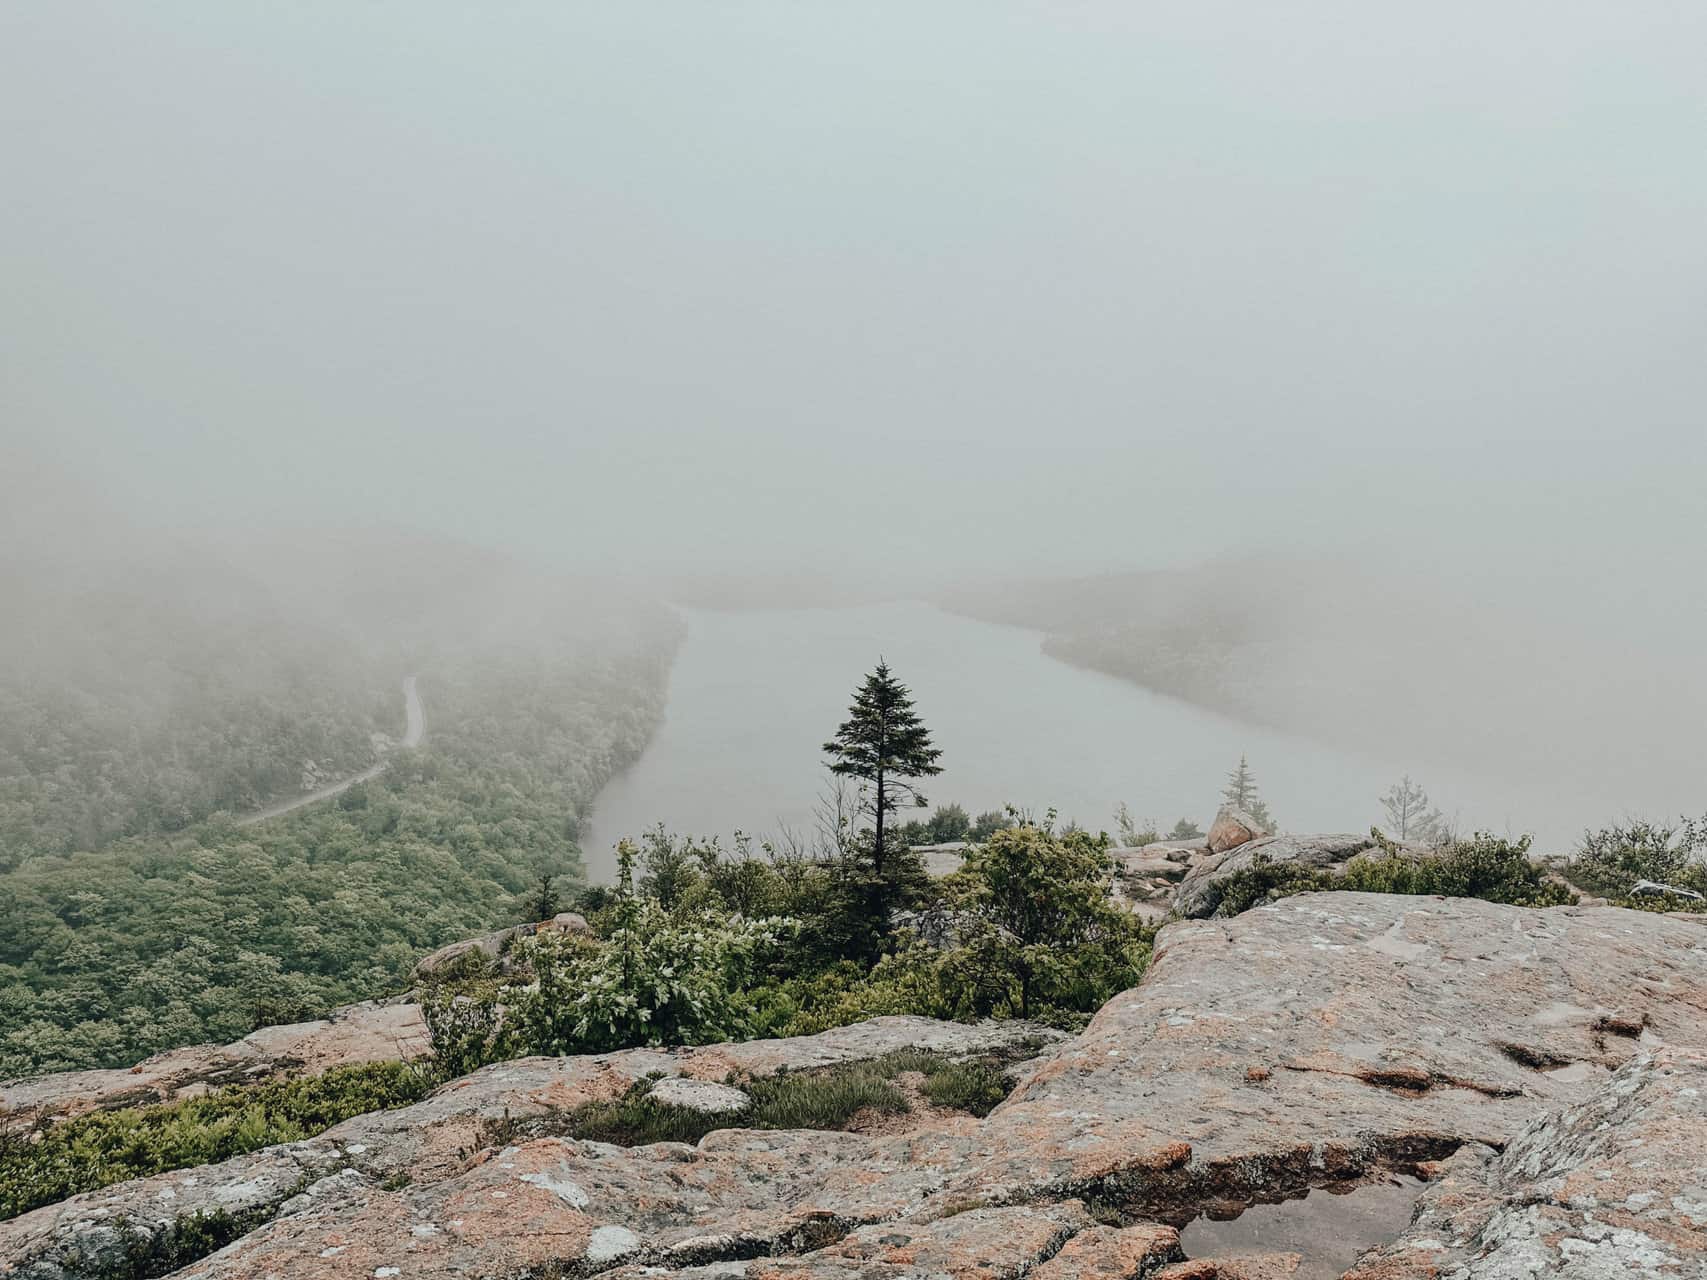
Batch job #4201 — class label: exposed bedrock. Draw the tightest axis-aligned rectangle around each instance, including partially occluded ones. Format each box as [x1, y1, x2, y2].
[4, 895, 1703, 1280]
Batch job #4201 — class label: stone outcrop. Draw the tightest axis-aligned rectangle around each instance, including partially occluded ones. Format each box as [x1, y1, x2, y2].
[411, 913, 592, 982]
[7, 895, 1704, 1280]
[1345, 1046, 1707, 1278]
[1207, 808, 1267, 854]
[1110, 841, 1198, 923]
[1175, 833, 1406, 918]
[0, 1000, 429, 1126]
[646, 1076, 752, 1115]
[1, 1017, 1062, 1280]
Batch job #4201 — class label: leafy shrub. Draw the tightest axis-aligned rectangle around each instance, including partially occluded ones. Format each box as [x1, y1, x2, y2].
[419, 979, 512, 1079]
[511, 905, 797, 1055]
[1343, 834, 1573, 906]
[942, 824, 1153, 1020]
[527, 1065, 905, 1148]
[1209, 858, 1336, 918]
[94, 1208, 267, 1280]
[0, 1061, 433, 1220]
[1569, 816, 1707, 905]
[1212, 833, 1575, 918]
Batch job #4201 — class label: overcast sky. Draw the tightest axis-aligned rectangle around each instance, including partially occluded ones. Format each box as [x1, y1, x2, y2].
[4, 2, 1704, 595]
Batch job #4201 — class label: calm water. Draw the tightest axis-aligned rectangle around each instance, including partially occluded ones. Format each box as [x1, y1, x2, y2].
[1179, 1177, 1426, 1279]
[583, 602, 1555, 881]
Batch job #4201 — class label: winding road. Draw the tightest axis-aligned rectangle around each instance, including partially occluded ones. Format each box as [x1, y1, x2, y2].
[235, 675, 423, 826]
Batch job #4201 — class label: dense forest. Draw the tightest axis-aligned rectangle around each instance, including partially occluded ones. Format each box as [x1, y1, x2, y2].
[0, 563, 405, 866]
[0, 546, 682, 1078]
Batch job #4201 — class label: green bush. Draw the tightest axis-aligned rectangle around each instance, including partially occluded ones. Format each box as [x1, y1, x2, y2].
[0, 1061, 433, 1221]
[942, 824, 1153, 1020]
[1569, 816, 1707, 906]
[1209, 858, 1336, 917]
[1211, 833, 1576, 918]
[1342, 834, 1573, 907]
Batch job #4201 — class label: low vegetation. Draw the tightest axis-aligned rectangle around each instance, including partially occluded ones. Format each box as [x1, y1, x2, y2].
[422, 815, 1156, 1072]
[1210, 833, 1576, 918]
[0, 1061, 433, 1221]
[1567, 816, 1707, 908]
[505, 1048, 1025, 1149]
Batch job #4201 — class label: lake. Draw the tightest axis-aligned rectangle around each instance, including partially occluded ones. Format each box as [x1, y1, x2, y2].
[583, 601, 1561, 881]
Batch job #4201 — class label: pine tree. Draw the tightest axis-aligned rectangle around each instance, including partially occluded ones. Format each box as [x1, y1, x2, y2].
[1220, 754, 1275, 831]
[823, 660, 943, 879]
[528, 872, 560, 923]
[1379, 776, 1445, 843]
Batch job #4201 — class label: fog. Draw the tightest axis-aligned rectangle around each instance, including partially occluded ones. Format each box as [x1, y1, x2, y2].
[5, 3, 1705, 837]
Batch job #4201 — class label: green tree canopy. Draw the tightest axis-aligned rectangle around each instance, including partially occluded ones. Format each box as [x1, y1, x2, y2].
[823, 661, 942, 878]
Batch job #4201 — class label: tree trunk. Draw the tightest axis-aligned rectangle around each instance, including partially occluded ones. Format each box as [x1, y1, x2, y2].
[873, 768, 886, 879]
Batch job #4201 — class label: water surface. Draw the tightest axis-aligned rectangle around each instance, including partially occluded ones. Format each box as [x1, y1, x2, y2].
[584, 603, 1553, 880]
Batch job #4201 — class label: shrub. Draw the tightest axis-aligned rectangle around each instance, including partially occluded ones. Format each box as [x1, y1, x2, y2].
[1570, 816, 1707, 905]
[1208, 857, 1336, 918]
[505, 854, 799, 1056]
[1211, 833, 1575, 918]
[528, 1065, 906, 1148]
[1342, 834, 1573, 907]
[944, 824, 1153, 1020]
[419, 979, 512, 1079]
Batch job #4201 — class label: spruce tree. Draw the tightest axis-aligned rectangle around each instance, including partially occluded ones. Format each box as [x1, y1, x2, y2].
[1220, 754, 1275, 830]
[823, 660, 942, 879]
[1379, 775, 1445, 843]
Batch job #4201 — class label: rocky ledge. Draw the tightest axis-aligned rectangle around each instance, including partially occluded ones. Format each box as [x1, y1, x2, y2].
[4, 894, 1704, 1280]
[0, 1001, 430, 1126]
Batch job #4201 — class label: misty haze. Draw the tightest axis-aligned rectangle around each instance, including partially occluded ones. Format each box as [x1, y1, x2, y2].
[3, 6, 1705, 1277]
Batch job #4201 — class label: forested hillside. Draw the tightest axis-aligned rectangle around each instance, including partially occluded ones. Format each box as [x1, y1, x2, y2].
[0, 545, 682, 1078]
[0, 565, 402, 866]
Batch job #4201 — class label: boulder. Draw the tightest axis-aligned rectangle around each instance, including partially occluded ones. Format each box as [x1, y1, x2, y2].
[646, 1076, 751, 1115]
[411, 915, 590, 983]
[9, 898, 1706, 1280]
[1174, 832, 1394, 918]
[1206, 808, 1268, 854]
[543, 911, 594, 934]
[411, 922, 536, 982]
[0, 1016, 1064, 1280]
[913, 842, 970, 878]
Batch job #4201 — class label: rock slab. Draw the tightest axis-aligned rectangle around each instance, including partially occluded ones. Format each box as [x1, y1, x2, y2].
[7, 897, 1706, 1280]
[0, 1000, 429, 1125]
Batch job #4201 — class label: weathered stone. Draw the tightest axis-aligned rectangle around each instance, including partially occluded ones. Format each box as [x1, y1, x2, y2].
[0, 1000, 429, 1125]
[8, 898, 1706, 1280]
[1032, 1223, 1183, 1279]
[0, 1017, 1061, 1279]
[411, 922, 535, 981]
[1154, 1256, 1303, 1279]
[1630, 877, 1706, 902]
[1206, 809, 1268, 855]
[915, 842, 971, 878]
[647, 1076, 752, 1115]
[1343, 1046, 1707, 1278]
[545, 911, 595, 934]
[1175, 833, 1395, 918]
